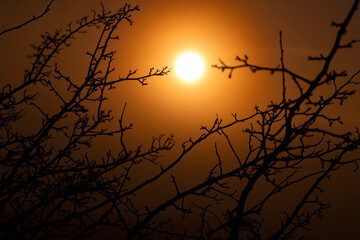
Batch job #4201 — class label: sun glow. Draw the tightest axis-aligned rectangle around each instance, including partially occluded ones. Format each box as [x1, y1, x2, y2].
[175, 52, 205, 82]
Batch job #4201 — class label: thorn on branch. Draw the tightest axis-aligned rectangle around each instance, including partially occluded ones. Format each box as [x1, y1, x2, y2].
[331, 21, 342, 27]
[308, 54, 326, 61]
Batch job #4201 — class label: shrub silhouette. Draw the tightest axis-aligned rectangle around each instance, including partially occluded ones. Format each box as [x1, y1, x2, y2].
[0, 1, 359, 239]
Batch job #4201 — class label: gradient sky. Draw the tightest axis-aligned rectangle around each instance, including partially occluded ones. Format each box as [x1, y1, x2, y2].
[1, 0, 360, 239]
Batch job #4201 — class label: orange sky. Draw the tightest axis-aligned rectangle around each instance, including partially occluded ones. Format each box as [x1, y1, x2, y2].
[1, 0, 360, 238]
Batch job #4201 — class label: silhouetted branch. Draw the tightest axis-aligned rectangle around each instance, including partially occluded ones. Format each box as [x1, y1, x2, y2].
[213, 55, 311, 85]
[0, 0, 55, 36]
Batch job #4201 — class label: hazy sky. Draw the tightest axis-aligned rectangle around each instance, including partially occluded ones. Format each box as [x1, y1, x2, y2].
[1, 0, 360, 238]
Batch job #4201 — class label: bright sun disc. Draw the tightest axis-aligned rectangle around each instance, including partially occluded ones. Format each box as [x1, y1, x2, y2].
[175, 52, 205, 82]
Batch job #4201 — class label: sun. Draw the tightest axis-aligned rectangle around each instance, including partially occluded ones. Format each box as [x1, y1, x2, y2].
[175, 52, 205, 82]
